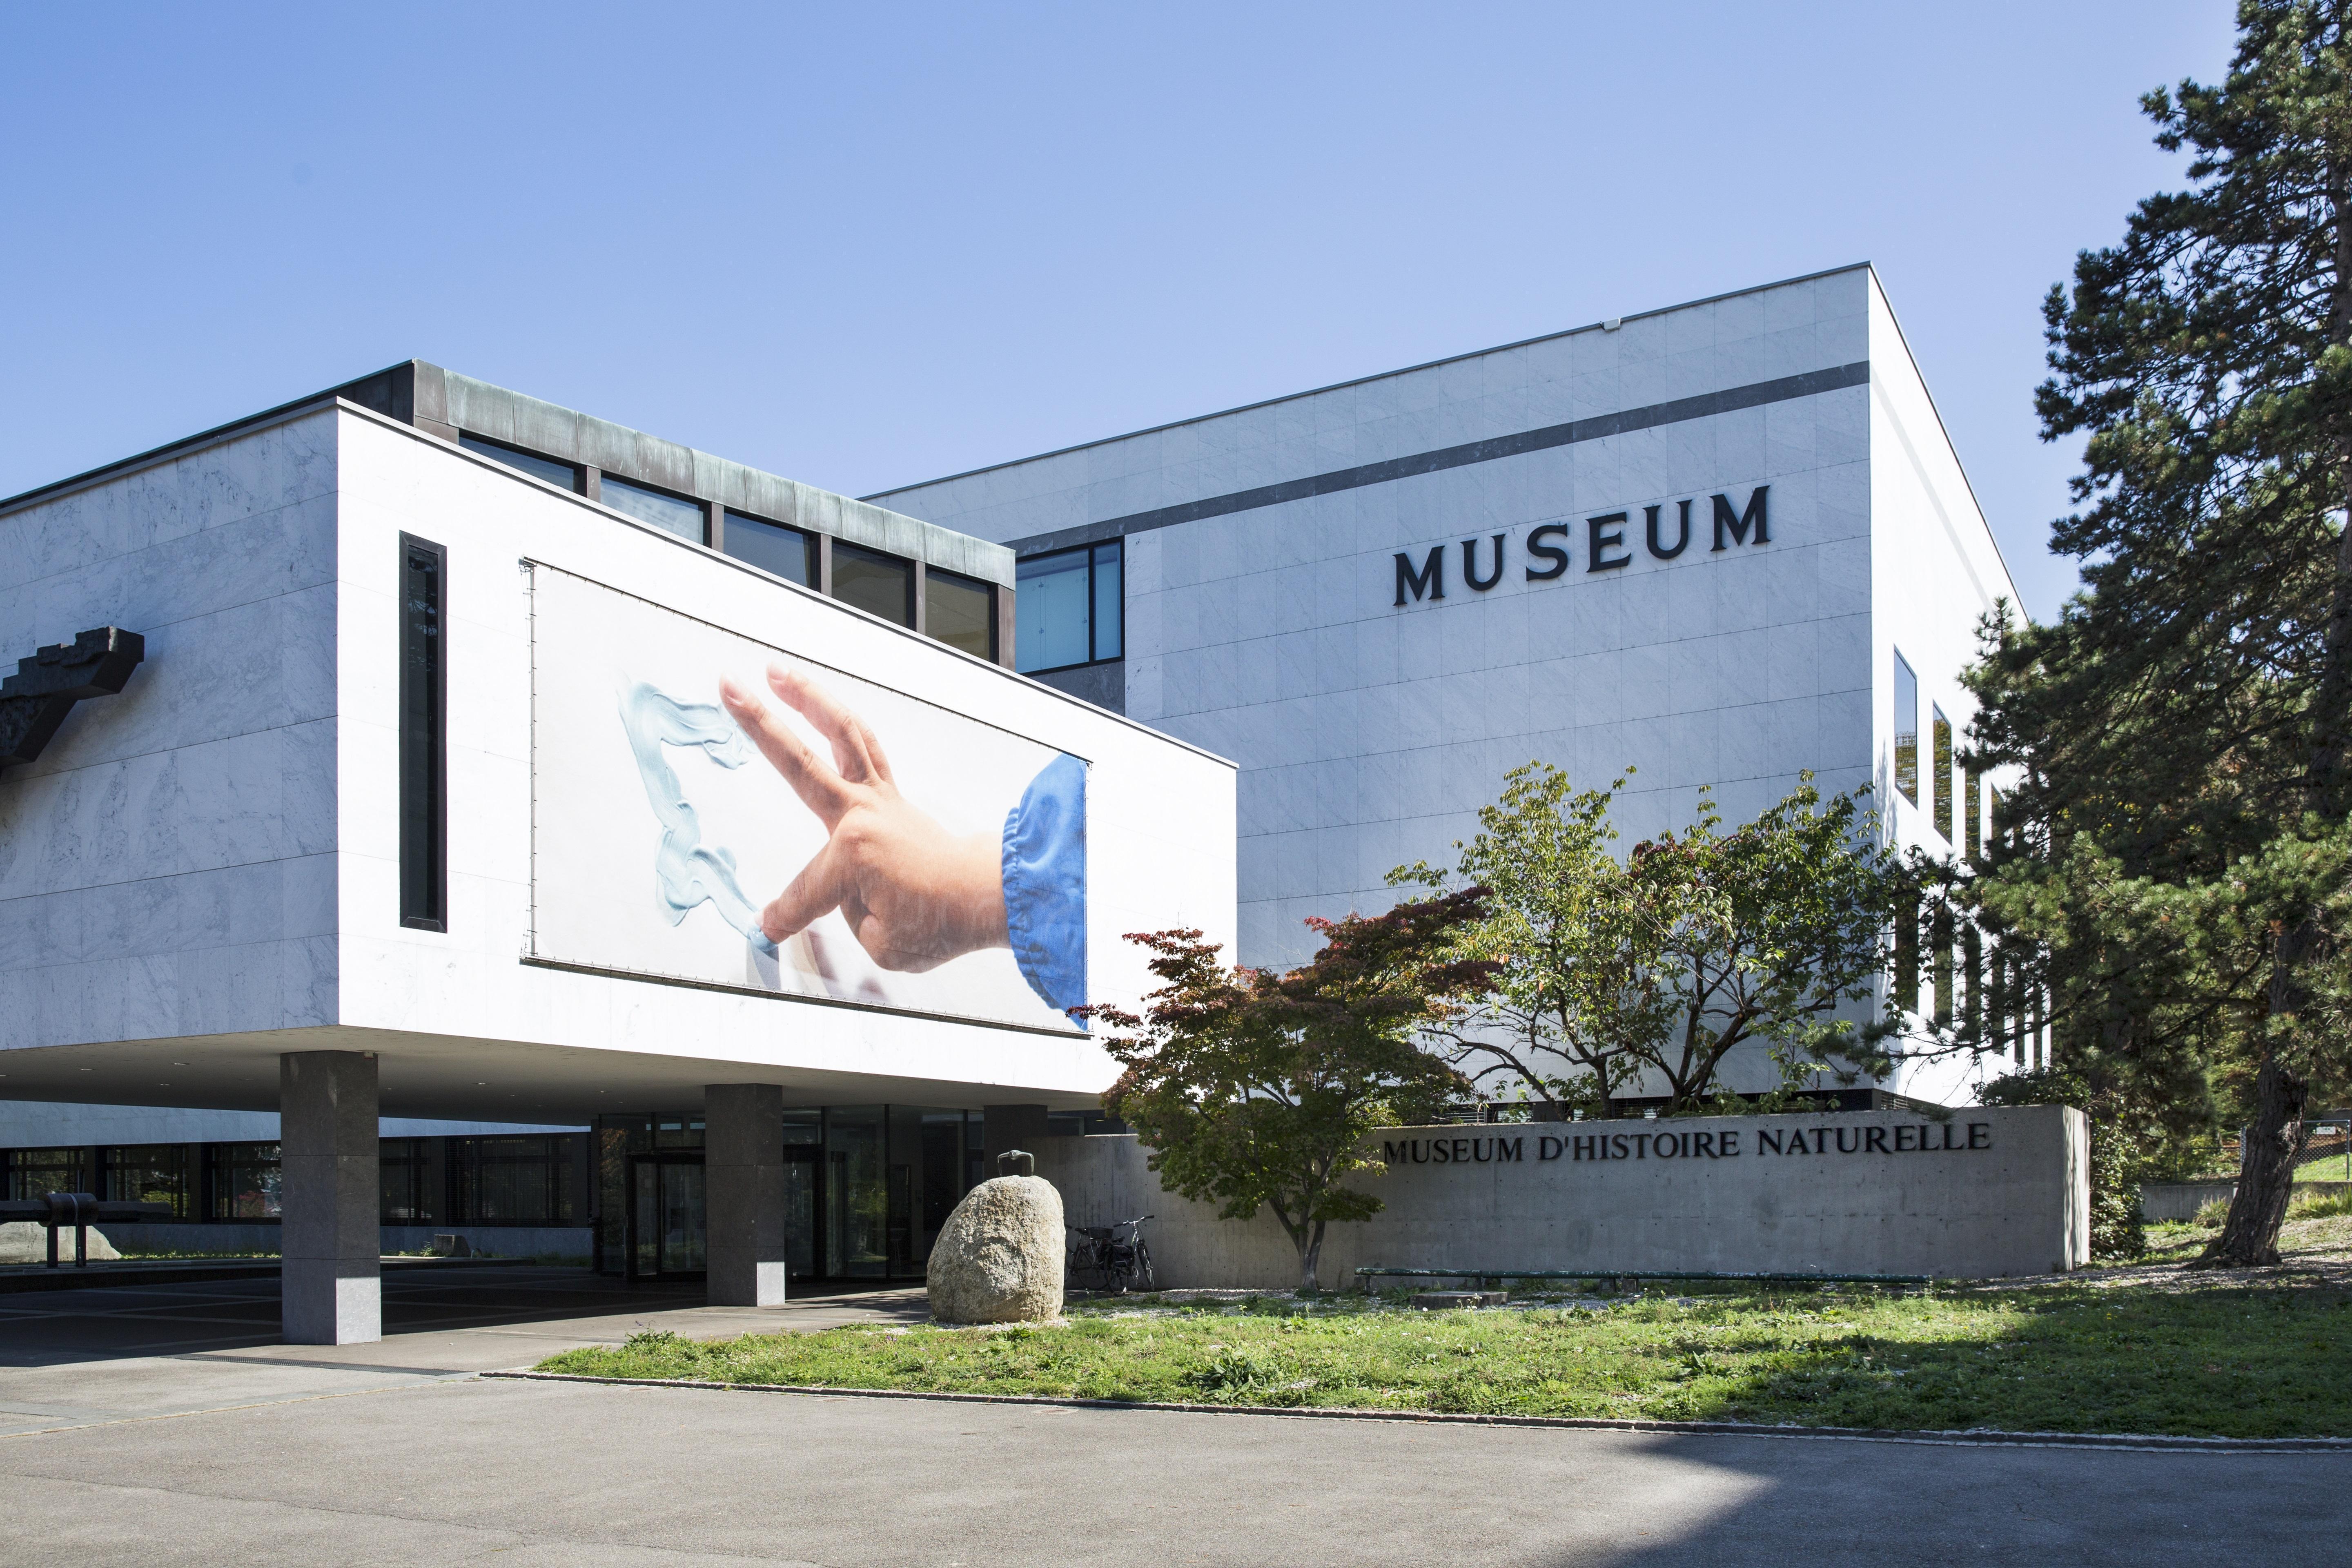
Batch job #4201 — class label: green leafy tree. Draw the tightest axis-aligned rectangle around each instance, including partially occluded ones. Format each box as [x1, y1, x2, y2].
[1089, 891, 1496, 1290]
[1967, 0, 2352, 1266]
[1387, 764, 1668, 1118]
[1400, 766, 1903, 1117]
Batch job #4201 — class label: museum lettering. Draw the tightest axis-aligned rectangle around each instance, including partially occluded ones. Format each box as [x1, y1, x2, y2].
[1393, 486, 1770, 606]
[1380, 1120, 1992, 1168]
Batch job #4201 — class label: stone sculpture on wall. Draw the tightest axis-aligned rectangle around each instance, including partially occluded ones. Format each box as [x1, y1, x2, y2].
[927, 1150, 1065, 1323]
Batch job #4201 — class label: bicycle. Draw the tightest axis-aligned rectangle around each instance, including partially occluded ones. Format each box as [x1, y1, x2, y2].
[1067, 1214, 1156, 1294]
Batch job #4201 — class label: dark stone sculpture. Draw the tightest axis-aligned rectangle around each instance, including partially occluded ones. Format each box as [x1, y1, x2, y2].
[0, 627, 144, 769]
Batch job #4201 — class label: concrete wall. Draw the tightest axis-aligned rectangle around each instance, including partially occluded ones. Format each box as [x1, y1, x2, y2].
[1034, 1105, 2089, 1287]
[2139, 1179, 2352, 1222]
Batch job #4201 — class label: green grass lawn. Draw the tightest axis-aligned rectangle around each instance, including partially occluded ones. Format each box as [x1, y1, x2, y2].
[541, 1265, 2352, 1438]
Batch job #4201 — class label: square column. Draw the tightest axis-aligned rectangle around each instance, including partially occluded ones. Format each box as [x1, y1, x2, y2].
[706, 1083, 787, 1306]
[281, 1050, 380, 1345]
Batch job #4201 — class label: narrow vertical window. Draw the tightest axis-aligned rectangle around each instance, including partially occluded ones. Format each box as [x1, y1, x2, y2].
[1930, 706, 1953, 840]
[1893, 891, 1920, 1012]
[1963, 925, 1982, 1043]
[1090, 540, 1123, 660]
[1964, 767, 1982, 858]
[1893, 652, 1919, 805]
[400, 534, 447, 932]
[1931, 905, 1954, 1025]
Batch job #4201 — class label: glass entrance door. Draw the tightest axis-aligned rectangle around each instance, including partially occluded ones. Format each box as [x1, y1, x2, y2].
[628, 1154, 705, 1280]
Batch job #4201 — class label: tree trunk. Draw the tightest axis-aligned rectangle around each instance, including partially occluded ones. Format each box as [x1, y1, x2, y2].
[2194, 1052, 2310, 1268]
[1298, 1220, 1325, 1292]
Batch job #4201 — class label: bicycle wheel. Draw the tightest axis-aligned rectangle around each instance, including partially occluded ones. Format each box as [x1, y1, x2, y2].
[1133, 1240, 1157, 1292]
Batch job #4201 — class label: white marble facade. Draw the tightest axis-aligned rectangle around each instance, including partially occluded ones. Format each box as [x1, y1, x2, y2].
[0, 407, 1237, 1121]
[873, 265, 2022, 1103]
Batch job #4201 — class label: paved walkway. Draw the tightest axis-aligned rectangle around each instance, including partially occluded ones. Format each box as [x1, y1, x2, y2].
[1, 1267, 2347, 1565]
[0, 1265, 926, 1437]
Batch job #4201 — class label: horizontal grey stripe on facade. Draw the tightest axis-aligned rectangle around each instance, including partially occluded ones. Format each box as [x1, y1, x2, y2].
[1003, 359, 1871, 557]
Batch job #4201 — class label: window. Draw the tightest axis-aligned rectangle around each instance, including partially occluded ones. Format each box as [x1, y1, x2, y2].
[722, 510, 816, 586]
[1015, 539, 1122, 673]
[1931, 907, 1955, 1025]
[208, 1143, 282, 1220]
[832, 541, 915, 627]
[1964, 767, 1982, 859]
[1892, 651, 1919, 805]
[459, 433, 580, 492]
[380, 1137, 444, 1224]
[105, 1145, 192, 1219]
[600, 474, 706, 543]
[1931, 707, 1953, 841]
[1893, 893, 1920, 1013]
[399, 535, 446, 932]
[1963, 925, 1983, 1042]
[453, 1134, 580, 1225]
[924, 567, 996, 660]
[4, 1147, 89, 1200]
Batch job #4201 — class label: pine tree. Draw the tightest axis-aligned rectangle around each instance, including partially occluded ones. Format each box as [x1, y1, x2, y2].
[1969, 0, 2352, 1266]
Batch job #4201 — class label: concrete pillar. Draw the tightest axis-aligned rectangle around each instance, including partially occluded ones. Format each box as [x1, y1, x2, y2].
[280, 1050, 380, 1345]
[984, 1104, 1051, 1167]
[706, 1083, 786, 1306]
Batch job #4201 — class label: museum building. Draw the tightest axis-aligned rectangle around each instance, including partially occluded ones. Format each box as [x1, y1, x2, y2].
[2, 266, 2038, 1334]
[0, 365, 1235, 1337]
[870, 263, 2036, 1105]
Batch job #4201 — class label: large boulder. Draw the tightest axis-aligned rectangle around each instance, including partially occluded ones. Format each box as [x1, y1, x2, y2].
[927, 1174, 1064, 1324]
[0, 1221, 122, 1265]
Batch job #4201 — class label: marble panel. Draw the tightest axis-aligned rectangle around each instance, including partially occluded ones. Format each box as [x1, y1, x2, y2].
[1237, 635, 1280, 708]
[1713, 288, 1769, 344]
[1817, 536, 1873, 618]
[1817, 685, 1875, 771]
[1664, 301, 1718, 358]
[1310, 621, 1358, 696]
[1817, 611, 1873, 696]
[1816, 383, 1871, 468]
[1764, 617, 1824, 703]
[1818, 305, 1871, 365]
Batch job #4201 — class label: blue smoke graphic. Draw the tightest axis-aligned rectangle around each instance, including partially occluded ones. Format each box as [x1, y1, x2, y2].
[616, 681, 778, 953]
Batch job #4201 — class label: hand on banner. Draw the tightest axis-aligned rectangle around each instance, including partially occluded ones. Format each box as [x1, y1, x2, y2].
[719, 663, 1009, 971]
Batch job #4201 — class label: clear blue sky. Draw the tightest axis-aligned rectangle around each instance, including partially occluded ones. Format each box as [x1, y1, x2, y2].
[1, 2, 2238, 621]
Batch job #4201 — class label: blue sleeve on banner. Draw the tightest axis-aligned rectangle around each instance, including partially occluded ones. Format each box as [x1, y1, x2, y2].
[1002, 752, 1087, 1020]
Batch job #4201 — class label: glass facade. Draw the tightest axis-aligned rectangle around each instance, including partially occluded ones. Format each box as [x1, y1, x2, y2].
[209, 1143, 283, 1219]
[459, 433, 580, 492]
[924, 566, 996, 661]
[1964, 767, 1982, 858]
[1892, 652, 1919, 806]
[105, 1144, 193, 1218]
[592, 1106, 978, 1281]
[380, 1136, 444, 1223]
[723, 510, 816, 586]
[4, 1147, 89, 1200]
[1015, 540, 1121, 673]
[832, 541, 915, 626]
[600, 474, 706, 542]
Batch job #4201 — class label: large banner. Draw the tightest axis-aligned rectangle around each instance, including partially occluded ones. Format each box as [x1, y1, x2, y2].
[528, 565, 1085, 1033]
